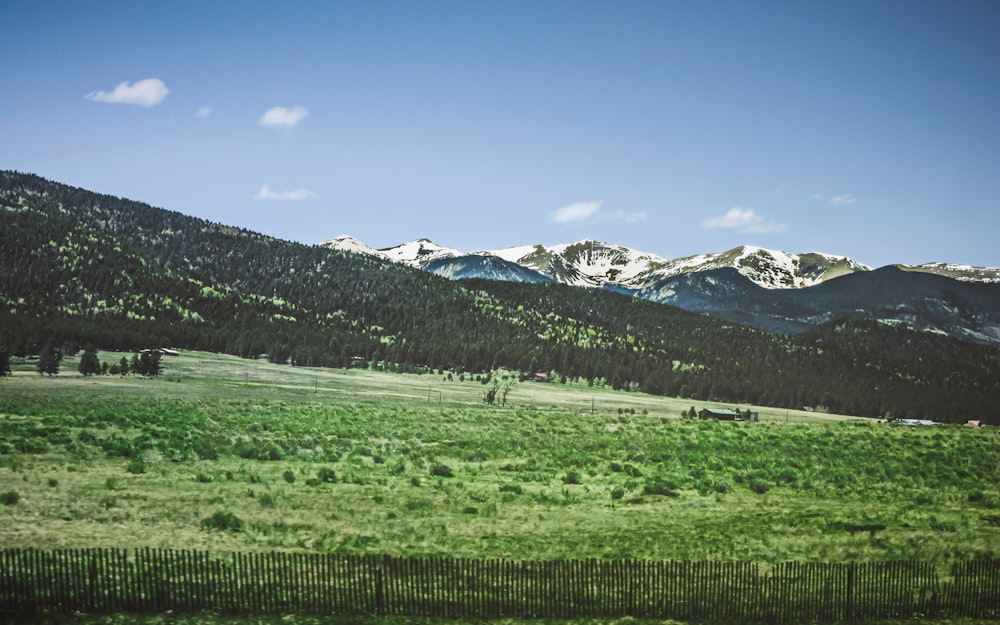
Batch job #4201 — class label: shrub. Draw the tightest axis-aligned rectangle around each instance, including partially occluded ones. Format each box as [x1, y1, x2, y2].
[562, 470, 583, 485]
[643, 477, 680, 498]
[499, 483, 523, 495]
[611, 486, 626, 500]
[430, 463, 454, 478]
[283, 469, 296, 484]
[201, 510, 243, 532]
[258, 493, 277, 508]
[317, 467, 337, 483]
[0, 491, 19, 505]
[749, 479, 771, 494]
[196, 472, 213, 483]
[126, 457, 145, 474]
[47, 478, 59, 488]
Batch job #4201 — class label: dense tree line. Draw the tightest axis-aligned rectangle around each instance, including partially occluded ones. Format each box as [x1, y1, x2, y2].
[2, 171, 998, 423]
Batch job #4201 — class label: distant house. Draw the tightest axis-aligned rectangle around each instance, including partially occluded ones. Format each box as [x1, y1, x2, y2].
[894, 419, 939, 426]
[965, 420, 981, 428]
[139, 348, 178, 356]
[699, 408, 758, 422]
[699, 408, 739, 421]
[527, 372, 551, 382]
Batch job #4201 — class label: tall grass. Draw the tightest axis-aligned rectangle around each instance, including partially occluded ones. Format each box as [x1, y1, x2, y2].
[0, 351, 997, 563]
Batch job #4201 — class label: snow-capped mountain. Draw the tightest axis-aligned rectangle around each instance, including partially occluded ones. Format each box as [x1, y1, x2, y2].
[377, 239, 463, 267]
[323, 237, 876, 291]
[898, 262, 1000, 284]
[654, 246, 871, 289]
[322, 235, 1000, 291]
[497, 240, 673, 289]
[321, 235, 1000, 344]
[319, 235, 386, 258]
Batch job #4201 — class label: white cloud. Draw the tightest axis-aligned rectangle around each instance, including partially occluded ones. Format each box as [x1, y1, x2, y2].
[811, 193, 858, 206]
[85, 78, 169, 107]
[551, 201, 602, 224]
[549, 200, 647, 225]
[829, 193, 857, 206]
[195, 106, 216, 118]
[255, 185, 317, 201]
[701, 207, 787, 234]
[257, 106, 309, 129]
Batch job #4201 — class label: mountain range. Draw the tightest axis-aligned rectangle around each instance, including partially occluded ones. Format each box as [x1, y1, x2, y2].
[2, 170, 999, 422]
[322, 236, 1000, 344]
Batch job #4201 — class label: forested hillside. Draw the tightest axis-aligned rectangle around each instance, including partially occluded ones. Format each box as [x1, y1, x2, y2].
[2, 171, 998, 422]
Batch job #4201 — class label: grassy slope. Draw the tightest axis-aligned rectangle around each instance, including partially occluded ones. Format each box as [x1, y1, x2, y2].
[1, 350, 998, 565]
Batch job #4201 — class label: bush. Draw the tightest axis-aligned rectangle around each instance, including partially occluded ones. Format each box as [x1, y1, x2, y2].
[430, 463, 454, 478]
[643, 477, 680, 498]
[0, 491, 19, 505]
[258, 493, 277, 508]
[201, 510, 243, 532]
[283, 469, 296, 484]
[126, 457, 145, 474]
[499, 483, 523, 495]
[317, 467, 337, 483]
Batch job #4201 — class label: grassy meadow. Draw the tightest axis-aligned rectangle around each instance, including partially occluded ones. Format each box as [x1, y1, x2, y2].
[1, 350, 998, 565]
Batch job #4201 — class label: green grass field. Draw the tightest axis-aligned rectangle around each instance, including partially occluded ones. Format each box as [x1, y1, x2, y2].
[1, 350, 998, 565]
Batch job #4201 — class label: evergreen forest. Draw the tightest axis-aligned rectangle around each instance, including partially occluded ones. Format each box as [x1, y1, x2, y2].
[2, 170, 998, 423]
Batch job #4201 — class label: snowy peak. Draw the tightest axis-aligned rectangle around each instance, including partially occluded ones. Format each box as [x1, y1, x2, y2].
[320, 234, 387, 259]
[660, 246, 872, 289]
[376, 239, 463, 267]
[504, 240, 670, 289]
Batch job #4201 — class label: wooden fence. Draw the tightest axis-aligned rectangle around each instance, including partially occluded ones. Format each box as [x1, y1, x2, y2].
[1, 549, 998, 622]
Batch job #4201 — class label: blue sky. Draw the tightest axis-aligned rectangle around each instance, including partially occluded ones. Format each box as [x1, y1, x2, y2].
[3, 1, 999, 268]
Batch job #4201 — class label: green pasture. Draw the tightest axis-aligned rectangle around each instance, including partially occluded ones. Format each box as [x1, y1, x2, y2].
[1, 350, 998, 564]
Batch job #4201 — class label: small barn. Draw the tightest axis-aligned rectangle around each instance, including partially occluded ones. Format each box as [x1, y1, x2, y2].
[699, 408, 740, 421]
[699, 408, 758, 422]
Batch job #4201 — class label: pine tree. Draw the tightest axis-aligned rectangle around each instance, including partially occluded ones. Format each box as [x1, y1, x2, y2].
[77, 344, 101, 376]
[0, 348, 10, 377]
[36, 343, 60, 376]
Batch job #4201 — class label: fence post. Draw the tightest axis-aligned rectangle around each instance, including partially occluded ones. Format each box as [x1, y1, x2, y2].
[373, 557, 385, 616]
[845, 562, 855, 620]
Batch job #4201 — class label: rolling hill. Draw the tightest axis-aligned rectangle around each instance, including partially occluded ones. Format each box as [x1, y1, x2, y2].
[3, 170, 999, 422]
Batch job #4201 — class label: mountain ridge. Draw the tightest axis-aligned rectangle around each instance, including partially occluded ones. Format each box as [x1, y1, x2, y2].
[321, 235, 1000, 289]
[322, 235, 1000, 345]
[3, 170, 999, 422]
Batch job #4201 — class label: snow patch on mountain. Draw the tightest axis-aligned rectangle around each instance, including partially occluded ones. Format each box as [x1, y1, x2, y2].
[376, 239, 463, 267]
[320, 235, 387, 258]
[900, 262, 1000, 283]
